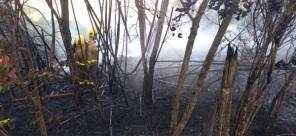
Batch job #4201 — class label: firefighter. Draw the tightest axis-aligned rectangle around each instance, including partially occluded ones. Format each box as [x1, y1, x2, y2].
[86, 29, 99, 78]
[87, 29, 99, 63]
[73, 34, 98, 78]
[0, 118, 14, 130]
[73, 35, 87, 104]
[73, 33, 98, 104]
[87, 29, 100, 100]
[73, 35, 87, 63]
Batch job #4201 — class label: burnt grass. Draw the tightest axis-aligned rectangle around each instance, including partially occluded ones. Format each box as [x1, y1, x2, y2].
[1, 65, 296, 136]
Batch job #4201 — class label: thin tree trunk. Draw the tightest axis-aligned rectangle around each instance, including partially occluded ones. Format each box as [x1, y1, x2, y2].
[143, 0, 169, 105]
[170, 0, 210, 132]
[50, 0, 56, 67]
[234, 14, 273, 136]
[171, 0, 239, 135]
[0, 128, 8, 136]
[267, 70, 296, 129]
[213, 46, 238, 136]
[34, 97, 48, 136]
[59, 0, 81, 104]
[135, 0, 149, 105]
[234, 3, 296, 135]
[21, 49, 49, 136]
[59, 0, 73, 65]
[7, 3, 48, 135]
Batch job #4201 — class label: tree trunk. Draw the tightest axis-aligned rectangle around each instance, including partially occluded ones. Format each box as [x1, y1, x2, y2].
[170, 0, 210, 132]
[143, 0, 169, 105]
[7, 4, 48, 135]
[59, 0, 73, 64]
[234, 3, 296, 135]
[171, 0, 239, 135]
[135, 0, 149, 105]
[0, 128, 8, 136]
[213, 46, 238, 136]
[34, 97, 48, 136]
[59, 0, 81, 104]
[143, 73, 153, 105]
[50, 0, 56, 67]
[59, 0, 75, 79]
[267, 70, 296, 129]
[22, 48, 49, 136]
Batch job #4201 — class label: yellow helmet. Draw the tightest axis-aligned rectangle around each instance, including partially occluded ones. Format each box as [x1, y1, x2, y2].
[74, 35, 86, 45]
[88, 29, 97, 39]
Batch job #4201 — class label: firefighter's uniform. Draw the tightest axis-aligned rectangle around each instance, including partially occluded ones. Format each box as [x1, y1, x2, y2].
[73, 35, 98, 85]
[0, 118, 14, 132]
[73, 31, 99, 103]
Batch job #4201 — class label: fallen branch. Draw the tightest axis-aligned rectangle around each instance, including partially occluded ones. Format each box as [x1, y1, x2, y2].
[58, 100, 115, 126]
[58, 107, 100, 125]
[13, 85, 109, 102]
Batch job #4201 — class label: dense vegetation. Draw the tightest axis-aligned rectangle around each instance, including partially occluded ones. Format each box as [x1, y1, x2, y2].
[0, 0, 296, 136]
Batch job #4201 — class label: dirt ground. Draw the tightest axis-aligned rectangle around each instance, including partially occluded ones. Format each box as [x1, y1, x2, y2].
[1, 66, 296, 136]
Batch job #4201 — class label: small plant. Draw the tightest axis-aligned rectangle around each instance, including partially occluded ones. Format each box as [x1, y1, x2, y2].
[0, 48, 16, 92]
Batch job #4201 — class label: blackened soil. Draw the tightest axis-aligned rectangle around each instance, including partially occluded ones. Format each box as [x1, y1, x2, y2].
[0, 77, 295, 136]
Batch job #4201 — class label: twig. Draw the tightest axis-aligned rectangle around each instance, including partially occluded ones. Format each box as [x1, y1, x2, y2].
[13, 85, 109, 102]
[109, 107, 113, 136]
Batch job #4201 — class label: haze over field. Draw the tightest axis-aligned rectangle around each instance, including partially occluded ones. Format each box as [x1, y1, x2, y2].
[24, 0, 239, 60]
